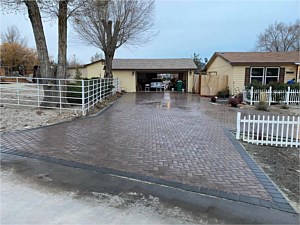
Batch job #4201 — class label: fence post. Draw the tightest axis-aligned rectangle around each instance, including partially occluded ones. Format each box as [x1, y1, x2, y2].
[250, 86, 253, 105]
[98, 78, 100, 101]
[37, 78, 40, 107]
[59, 79, 62, 114]
[87, 80, 90, 111]
[268, 86, 272, 105]
[100, 78, 102, 100]
[81, 79, 85, 115]
[93, 79, 95, 109]
[286, 86, 290, 105]
[16, 77, 20, 105]
[236, 112, 241, 140]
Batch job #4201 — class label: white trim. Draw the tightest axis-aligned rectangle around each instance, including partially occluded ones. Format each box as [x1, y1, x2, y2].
[250, 67, 280, 85]
[250, 67, 264, 84]
[264, 67, 280, 84]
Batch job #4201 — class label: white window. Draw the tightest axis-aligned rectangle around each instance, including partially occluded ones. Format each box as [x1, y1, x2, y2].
[250, 67, 279, 84]
[250, 67, 264, 84]
[265, 67, 280, 84]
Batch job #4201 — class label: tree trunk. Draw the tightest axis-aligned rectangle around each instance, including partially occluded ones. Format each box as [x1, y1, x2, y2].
[25, 0, 58, 107]
[104, 51, 114, 78]
[57, 0, 68, 105]
[24, 1, 51, 78]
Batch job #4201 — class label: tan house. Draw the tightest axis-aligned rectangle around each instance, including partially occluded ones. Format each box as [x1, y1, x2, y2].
[204, 51, 300, 95]
[68, 58, 197, 92]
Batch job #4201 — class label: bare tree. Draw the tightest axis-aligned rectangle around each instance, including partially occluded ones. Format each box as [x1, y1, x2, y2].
[73, 0, 157, 77]
[1, 0, 89, 106]
[24, 0, 56, 106]
[256, 20, 300, 52]
[68, 54, 81, 66]
[1, 25, 28, 46]
[38, 0, 90, 80]
[90, 52, 104, 62]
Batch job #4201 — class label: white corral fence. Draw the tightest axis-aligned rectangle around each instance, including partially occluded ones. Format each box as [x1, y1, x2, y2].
[236, 112, 300, 147]
[0, 76, 120, 115]
[243, 86, 300, 105]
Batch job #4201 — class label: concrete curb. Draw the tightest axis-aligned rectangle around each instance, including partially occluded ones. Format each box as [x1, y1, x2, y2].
[1, 144, 297, 215]
[1, 152, 299, 224]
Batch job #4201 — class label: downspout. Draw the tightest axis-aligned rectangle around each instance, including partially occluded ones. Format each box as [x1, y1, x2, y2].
[295, 63, 300, 83]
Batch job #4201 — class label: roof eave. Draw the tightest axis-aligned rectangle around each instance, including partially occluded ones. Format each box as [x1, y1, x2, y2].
[231, 62, 297, 66]
[205, 52, 231, 70]
[112, 68, 197, 71]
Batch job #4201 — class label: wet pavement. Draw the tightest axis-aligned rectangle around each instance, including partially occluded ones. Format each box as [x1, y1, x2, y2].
[2, 153, 298, 224]
[1, 92, 274, 201]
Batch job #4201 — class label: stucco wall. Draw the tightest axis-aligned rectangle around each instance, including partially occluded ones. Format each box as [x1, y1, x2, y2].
[67, 67, 87, 79]
[86, 62, 105, 78]
[113, 70, 136, 92]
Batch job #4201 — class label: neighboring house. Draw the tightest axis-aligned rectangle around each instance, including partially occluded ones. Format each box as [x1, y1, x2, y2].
[205, 51, 300, 95]
[67, 58, 197, 92]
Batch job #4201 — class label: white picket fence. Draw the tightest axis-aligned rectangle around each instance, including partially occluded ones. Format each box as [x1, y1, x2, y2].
[0, 76, 120, 115]
[243, 86, 300, 105]
[236, 112, 300, 147]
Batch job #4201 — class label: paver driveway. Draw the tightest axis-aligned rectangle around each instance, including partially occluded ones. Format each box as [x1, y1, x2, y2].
[1, 93, 272, 200]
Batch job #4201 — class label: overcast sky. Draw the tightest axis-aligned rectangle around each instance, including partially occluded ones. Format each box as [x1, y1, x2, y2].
[1, 0, 299, 64]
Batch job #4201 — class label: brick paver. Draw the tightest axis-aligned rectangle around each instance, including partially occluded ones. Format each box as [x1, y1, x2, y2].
[1, 93, 271, 200]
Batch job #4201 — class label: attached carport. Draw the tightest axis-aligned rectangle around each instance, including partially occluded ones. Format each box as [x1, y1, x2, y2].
[112, 59, 197, 92]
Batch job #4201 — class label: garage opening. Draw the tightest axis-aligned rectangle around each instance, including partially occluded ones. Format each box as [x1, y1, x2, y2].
[136, 72, 188, 92]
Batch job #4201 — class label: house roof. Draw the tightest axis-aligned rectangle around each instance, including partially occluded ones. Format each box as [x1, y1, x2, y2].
[206, 51, 300, 68]
[112, 58, 197, 70]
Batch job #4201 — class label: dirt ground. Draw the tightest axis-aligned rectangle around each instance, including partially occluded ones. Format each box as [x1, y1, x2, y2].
[240, 103, 300, 116]
[0, 94, 121, 132]
[239, 103, 300, 208]
[238, 102, 299, 211]
[242, 142, 300, 210]
[211, 99, 300, 211]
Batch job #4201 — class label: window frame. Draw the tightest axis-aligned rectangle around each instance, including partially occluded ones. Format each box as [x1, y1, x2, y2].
[250, 67, 265, 84]
[250, 67, 280, 85]
[264, 67, 280, 84]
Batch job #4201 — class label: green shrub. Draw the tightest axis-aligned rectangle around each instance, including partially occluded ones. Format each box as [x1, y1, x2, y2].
[74, 68, 82, 80]
[256, 100, 268, 111]
[67, 81, 84, 104]
[280, 105, 289, 110]
[246, 81, 300, 91]
[66, 78, 114, 104]
[217, 87, 229, 98]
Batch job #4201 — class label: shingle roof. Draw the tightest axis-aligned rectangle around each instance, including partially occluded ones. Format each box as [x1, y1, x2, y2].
[112, 58, 197, 70]
[206, 51, 300, 68]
